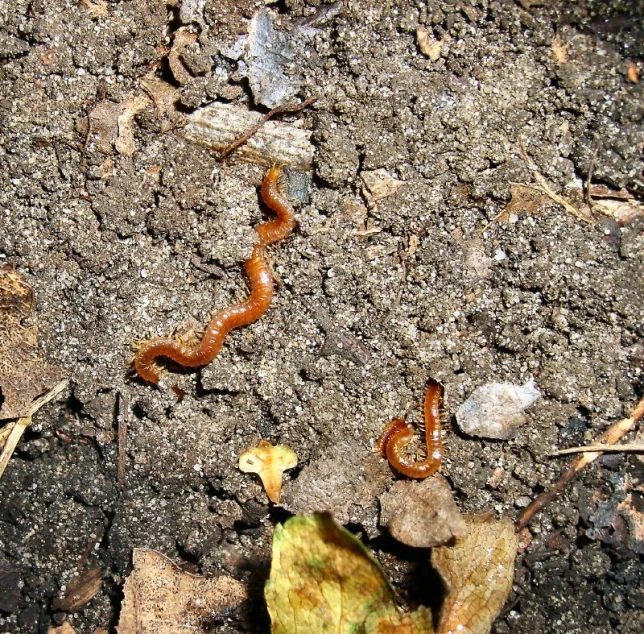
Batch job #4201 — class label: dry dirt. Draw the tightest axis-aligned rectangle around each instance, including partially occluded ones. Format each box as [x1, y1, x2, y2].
[1, 0, 643, 633]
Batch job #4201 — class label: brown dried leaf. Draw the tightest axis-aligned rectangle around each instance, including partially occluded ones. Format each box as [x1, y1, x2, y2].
[380, 475, 468, 548]
[52, 566, 103, 613]
[616, 493, 644, 554]
[432, 514, 518, 634]
[0, 266, 61, 420]
[79, 0, 108, 18]
[185, 102, 314, 170]
[86, 101, 121, 154]
[238, 440, 297, 503]
[117, 549, 247, 634]
[627, 61, 638, 83]
[115, 95, 151, 157]
[499, 184, 549, 222]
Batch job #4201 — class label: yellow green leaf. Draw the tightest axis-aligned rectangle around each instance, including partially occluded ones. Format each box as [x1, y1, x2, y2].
[265, 513, 435, 634]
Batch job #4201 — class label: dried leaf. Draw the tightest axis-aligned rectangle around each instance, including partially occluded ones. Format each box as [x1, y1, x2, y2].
[551, 35, 568, 63]
[52, 566, 103, 613]
[117, 549, 246, 634]
[499, 184, 549, 222]
[115, 95, 151, 157]
[139, 76, 182, 131]
[616, 493, 644, 554]
[432, 514, 518, 634]
[245, 9, 301, 108]
[416, 27, 445, 61]
[627, 61, 638, 83]
[380, 475, 468, 548]
[238, 440, 297, 503]
[456, 380, 541, 439]
[361, 169, 404, 207]
[0, 266, 61, 420]
[265, 513, 434, 634]
[79, 0, 108, 18]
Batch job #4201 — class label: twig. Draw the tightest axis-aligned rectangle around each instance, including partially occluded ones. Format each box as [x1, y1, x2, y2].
[0, 379, 69, 479]
[552, 443, 644, 456]
[218, 96, 317, 161]
[518, 143, 592, 223]
[117, 389, 128, 488]
[585, 140, 601, 208]
[517, 395, 644, 529]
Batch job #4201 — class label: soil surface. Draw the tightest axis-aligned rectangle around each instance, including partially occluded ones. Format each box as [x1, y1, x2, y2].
[1, 1, 643, 633]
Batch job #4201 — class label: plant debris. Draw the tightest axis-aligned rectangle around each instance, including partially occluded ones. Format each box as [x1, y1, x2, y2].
[432, 514, 518, 634]
[238, 440, 297, 504]
[379, 474, 467, 548]
[0, 266, 61, 420]
[0, 379, 69, 479]
[168, 27, 199, 85]
[416, 27, 446, 61]
[47, 623, 77, 634]
[52, 566, 103, 613]
[117, 549, 247, 633]
[184, 102, 314, 169]
[518, 395, 644, 529]
[265, 513, 434, 634]
[455, 380, 541, 439]
[83, 94, 151, 157]
[266, 512, 518, 634]
[360, 168, 404, 208]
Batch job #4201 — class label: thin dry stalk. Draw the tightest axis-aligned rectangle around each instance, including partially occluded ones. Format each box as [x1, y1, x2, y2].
[0, 379, 69, 479]
[517, 395, 644, 529]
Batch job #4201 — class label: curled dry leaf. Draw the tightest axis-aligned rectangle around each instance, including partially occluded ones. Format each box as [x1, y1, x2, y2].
[52, 566, 103, 613]
[432, 514, 518, 634]
[265, 513, 434, 634]
[83, 94, 150, 157]
[115, 95, 151, 157]
[456, 380, 540, 439]
[117, 549, 246, 634]
[592, 198, 644, 225]
[139, 76, 182, 131]
[238, 440, 297, 503]
[416, 26, 445, 61]
[85, 101, 120, 154]
[380, 474, 468, 548]
[0, 265, 61, 420]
